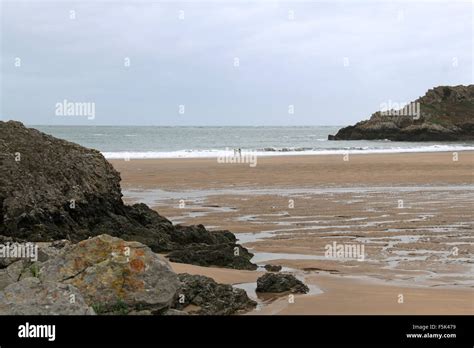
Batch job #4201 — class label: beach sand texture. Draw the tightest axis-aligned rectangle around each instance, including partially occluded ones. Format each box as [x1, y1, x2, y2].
[111, 151, 474, 314]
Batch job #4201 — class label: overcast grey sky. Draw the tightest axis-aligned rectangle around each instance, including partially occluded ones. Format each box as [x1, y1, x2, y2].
[0, 0, 472, 126]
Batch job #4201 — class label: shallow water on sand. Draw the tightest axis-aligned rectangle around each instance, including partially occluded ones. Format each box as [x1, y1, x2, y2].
[124, 185, 474, 288]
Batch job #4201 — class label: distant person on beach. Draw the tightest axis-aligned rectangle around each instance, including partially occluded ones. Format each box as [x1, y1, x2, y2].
[233, 148, 242, 157]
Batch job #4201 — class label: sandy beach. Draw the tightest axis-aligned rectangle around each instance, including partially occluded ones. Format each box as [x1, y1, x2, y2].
[111, 151, 474, 315]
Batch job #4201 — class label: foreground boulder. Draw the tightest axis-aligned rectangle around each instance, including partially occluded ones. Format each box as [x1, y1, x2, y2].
[38, 234, 179, 314]
[0, 277, 94, 315]
[0, 121, 256, 270]
[256, 273, 309, 294]
[328, 85, 474, 141]
[0, 234, 258, 315]
[172, 273, 257, 315]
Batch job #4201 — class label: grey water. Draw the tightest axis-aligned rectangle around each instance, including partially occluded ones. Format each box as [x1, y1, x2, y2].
[33, 125, 474, 158]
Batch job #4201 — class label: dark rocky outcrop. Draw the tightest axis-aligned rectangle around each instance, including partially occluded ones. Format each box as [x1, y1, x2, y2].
[168, 243, 256, 270]
[171, 273, 257, 315]
[256, 273, 309, 294]
[329, 85, 474, 141]
[264, 264, 282, 272]
[0, 121, 256, 270]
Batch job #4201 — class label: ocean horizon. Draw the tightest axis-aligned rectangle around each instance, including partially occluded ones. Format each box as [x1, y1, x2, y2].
[34, 125, 474, 159]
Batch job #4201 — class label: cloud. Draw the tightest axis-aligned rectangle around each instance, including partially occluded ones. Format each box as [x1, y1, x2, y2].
[1, 0, 471, 125]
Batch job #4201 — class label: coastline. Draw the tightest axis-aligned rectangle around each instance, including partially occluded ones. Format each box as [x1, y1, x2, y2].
[102, 146, 474, 160]
[111, 151, 474, 315]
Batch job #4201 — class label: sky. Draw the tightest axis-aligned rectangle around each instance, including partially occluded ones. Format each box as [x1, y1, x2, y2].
[0, 0, 472, 126]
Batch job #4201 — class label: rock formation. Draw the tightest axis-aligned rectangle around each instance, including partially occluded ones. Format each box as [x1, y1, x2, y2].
[0, 235, 178, 314]
[171, 273, 257, 315]
[168, 243, 256, 270]
[264, 264, 282, 272]
[328, 85, 474, 141]
[0, 277, 95, 315]
[39, 234, 179, 314]
[256, 273, 309, 294]
[0, 121, 256, 270]
[0, 234, 257, 315]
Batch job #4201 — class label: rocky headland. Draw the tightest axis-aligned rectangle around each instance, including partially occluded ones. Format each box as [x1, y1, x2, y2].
[328, 85, 474, 141]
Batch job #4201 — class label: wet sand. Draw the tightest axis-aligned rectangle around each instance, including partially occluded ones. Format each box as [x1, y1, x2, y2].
[170, 262, 263, 284]
[112, 151, 474, 189]
[111, 151, 474, 314]
[251, 274, 474, 315]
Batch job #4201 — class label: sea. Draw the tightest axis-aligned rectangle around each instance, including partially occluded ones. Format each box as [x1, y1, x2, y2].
[34, 125, 474, 159]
